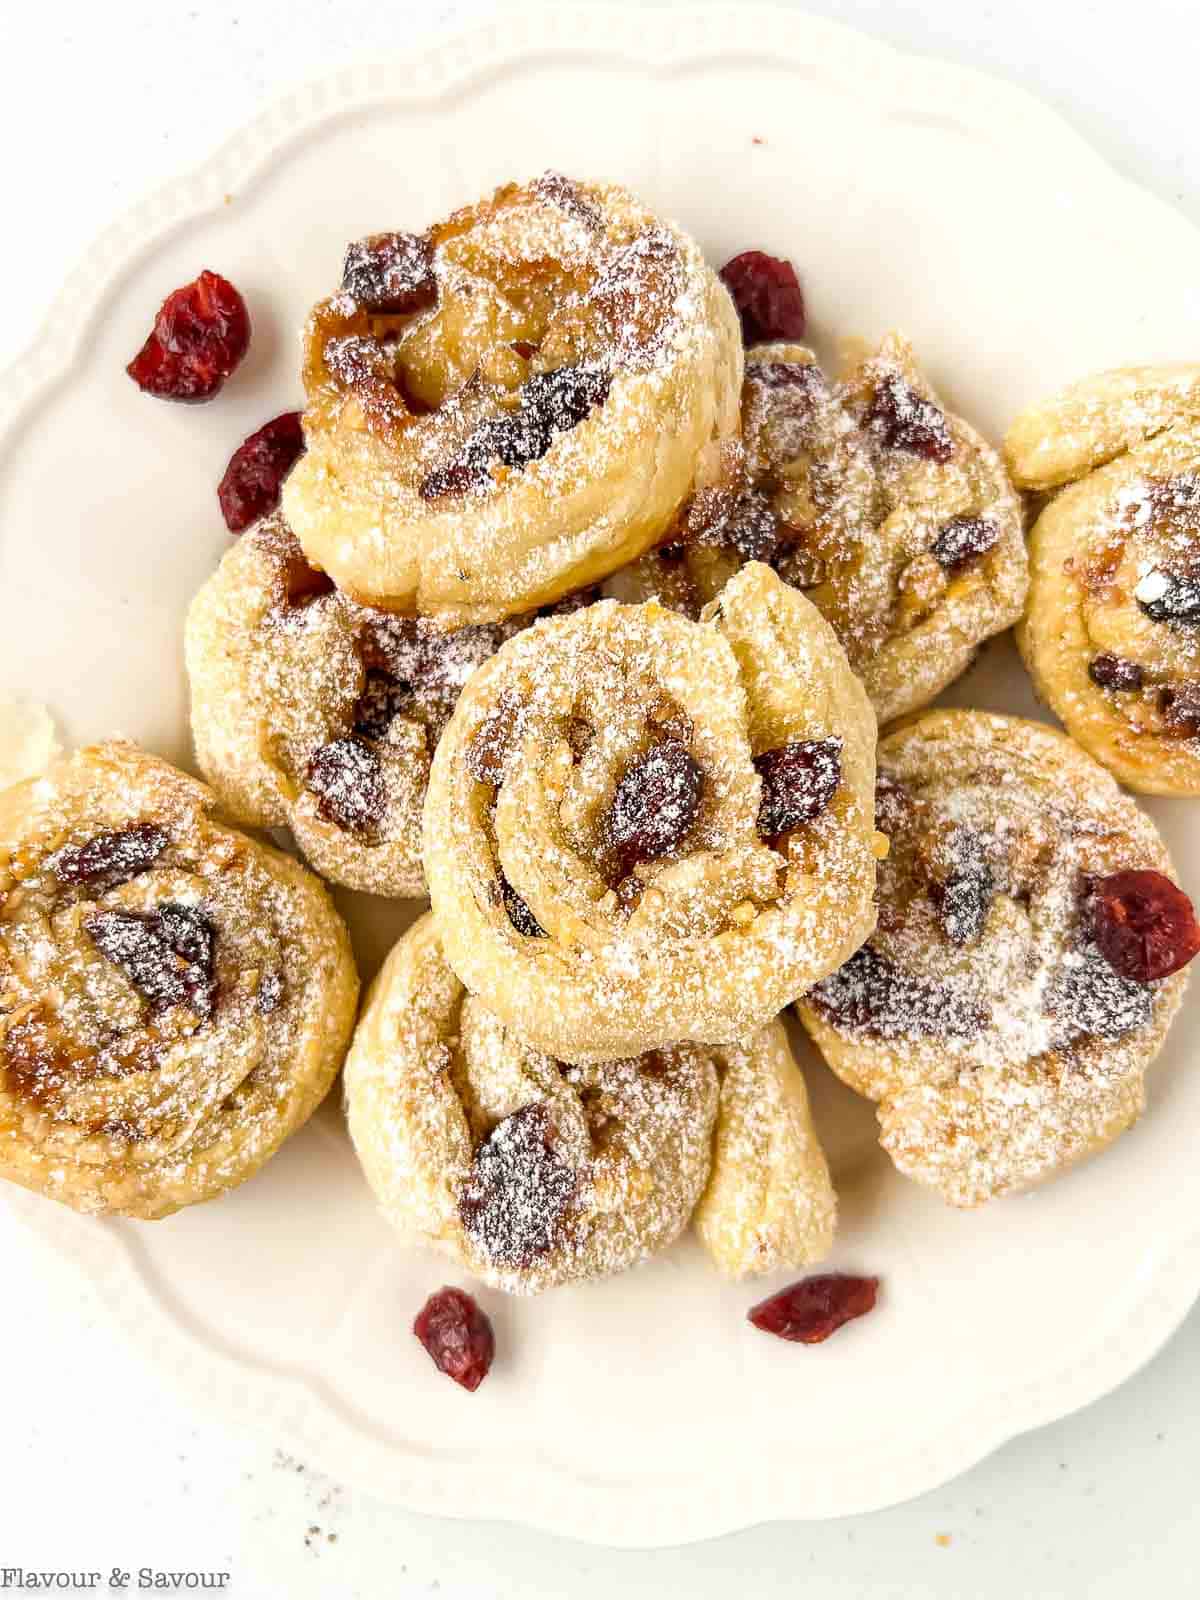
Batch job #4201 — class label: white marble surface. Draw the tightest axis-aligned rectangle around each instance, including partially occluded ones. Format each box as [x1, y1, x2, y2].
[2, 1, 1199, 1593]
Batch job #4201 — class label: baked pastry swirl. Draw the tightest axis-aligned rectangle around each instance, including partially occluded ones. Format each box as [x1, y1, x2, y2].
[424, 560, 878, 1064]
[186, 513, 533, 896]
[345, 916, 835, 1292]
[0, 742, 358, 1218]
[608, 334, 1026, 722]
[797, 711, 1197, 1206]
[1008, 366, 1200, 795]
[282, 173, 743, 623]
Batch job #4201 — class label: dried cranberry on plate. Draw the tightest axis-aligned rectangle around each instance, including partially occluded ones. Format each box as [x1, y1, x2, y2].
[718, 250, 806, 342]
[217, 412, 305, 532]
[413, 1287, 495, 1391]
[126, 269, 250, 402]
[748, 1274, 879, 1344]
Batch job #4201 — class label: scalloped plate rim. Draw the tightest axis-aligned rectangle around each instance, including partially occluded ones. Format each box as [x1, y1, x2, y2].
[4, 2, 1200, 1547]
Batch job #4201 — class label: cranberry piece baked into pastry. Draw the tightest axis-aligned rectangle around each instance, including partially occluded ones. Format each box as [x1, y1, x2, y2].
[0, 742, 358, 1218]
[281, 173, 744, 624]
[345, 916, 836, 1293]
[1008, 364, 1200, 796]
[423, 562, 879, 1064]
[797, 711, 1196, 1206]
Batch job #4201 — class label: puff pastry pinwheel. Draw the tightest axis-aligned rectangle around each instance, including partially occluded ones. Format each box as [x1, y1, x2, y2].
[345, 916, 835, 1292]
[607, 333, 1027, 722]
[186, 512, 532, 896]
[281, 173, 743, 624]
[424, 561, 878, 1064]
[1007, 366, 1200, 795]
[0, 742, 358, 1218]
[797, 711, 1198, 1207]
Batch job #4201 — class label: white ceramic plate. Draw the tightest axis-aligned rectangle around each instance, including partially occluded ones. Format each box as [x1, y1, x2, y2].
[3, 3, 1199, 1547]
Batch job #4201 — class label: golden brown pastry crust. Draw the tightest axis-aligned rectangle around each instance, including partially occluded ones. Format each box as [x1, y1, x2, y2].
[344, 914, 719, 1294]
[1008, 367, 1200, 796]
[694, 1020, 836, 1279]
[186, 513, 532, 896]
[609, 334, 1026, 722]
[424, 562, 878, 1064]
[282, 174, 743, 623]
[346, 916, 836, 1292]
[0, 742, 358, 1218]
[797, 711, 1189, 1206]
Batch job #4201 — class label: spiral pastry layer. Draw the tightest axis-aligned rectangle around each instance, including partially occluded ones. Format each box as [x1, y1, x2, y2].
[607, 333, 1026, 723]
[1009, 365, 1200, 795]
[798, 711, 1196, 1206]
[346, 915, 835, 1292]
[0, 742, 358, 1218]
[424, 561, 878, 1064]
[186, 513, 535, 896]
[282, 173, 743, 623]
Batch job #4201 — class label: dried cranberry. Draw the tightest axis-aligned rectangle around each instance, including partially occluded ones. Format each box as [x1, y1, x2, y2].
[1159, 683, 1200, 735]
[718, 251, 806, 343]
[523, 366, 611, 434]
[748, 1274, 879, 1344]
[866, 373, 954, 462]
[465, 697, 521, 785]
[412, 1287, 495, 1392]
[500, 877, 546, 938]
[48, 824, 168, 891]
[305, 738, 386, 834]
[531, 171, 603, 229]
[351, 670, 409, 741]
[358, 616, 514, 743]
[744, 359, 825, 397]
[217, 412, 305, 533]
[873, 773, 913, 836]
[755, 739, 841, 838]
[341, 232, 436, 315]
[256, 972, 285, 1015]
[1088, 870, 1200, 983]
[1137, 569, 1200, 627]
[86, 904, 216, 1016]
[930, 827, 994, 946]
[721, 488, 782, 564]
[419, 366, 610, 499]
[1088, 654, 1144, 693]
[604, 741, 704, 877]
[1143, 471, 1200, 531]
[459, 1104, 575, 1267]
[809, 945, 986, 1040]
[419, 457, 486, 500]
[158, 903, 214, 971]
[1047, 942, 1154, 1045]
[931, 516, 998, 572]
[126, 270, 250, 402]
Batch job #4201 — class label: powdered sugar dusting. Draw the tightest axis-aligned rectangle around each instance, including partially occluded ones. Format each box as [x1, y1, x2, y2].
[0, 742, 357, 1218]
[623, 332, 1026, 723]
[187, 515, 542, 897]
[1011, 368, 1200, 794]
[282, 174, 742, 621]
[344, 917, 721, 1294]
[801, 712, 1190, 1206]
[425, 563, 877, 1065]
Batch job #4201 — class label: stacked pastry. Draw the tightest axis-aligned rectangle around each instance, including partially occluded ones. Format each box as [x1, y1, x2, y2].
[4, 175, 1197, 1303]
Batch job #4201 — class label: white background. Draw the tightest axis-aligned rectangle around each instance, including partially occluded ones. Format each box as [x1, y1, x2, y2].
[3, 1, 1199, 1595]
